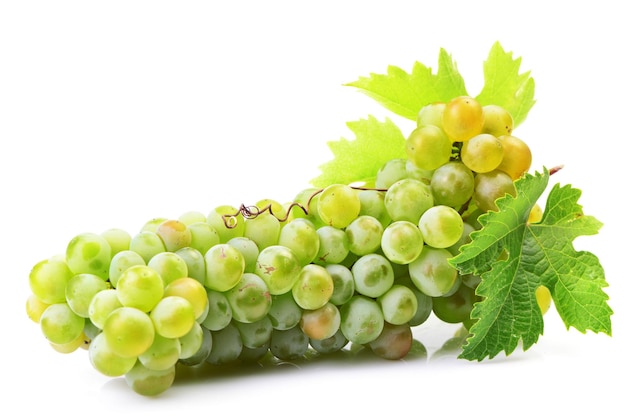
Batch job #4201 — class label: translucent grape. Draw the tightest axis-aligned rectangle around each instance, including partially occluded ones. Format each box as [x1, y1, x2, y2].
[26, 293, 50, 323]
[384, 178, 434, 225]
[325, 264, 355, 305]
[206, 205, 246, 242]
[108, 250, 146, 288]
[405, 125, 452, 171]
[175, 247, 206, 282]
[227, 237, 260, 273]
[416, 101, 445, 129]
[116, 265, 164, 312]
[351, 253, 394, 298]
[408, 246, 458, 297]
[497, 135, 532, 180]
[430, 161, 475, 207]
[150, 296, 196, 338]
[138, 333, 181, 371]
[375, 158, 409, 189]
[187, 222, 220, 254]
[204, 243, 245, 292]
[163, 277, 209, 320]
[29, 258, 74, 304]
[278, 218, 320, 265]
[147, 251, 188, 286]
[339, 295, 384, 345]
[178, 321, 204, 359]
[377, 284, 418, 325]
[89, 332, 137, 377]
[418, 205, 464, 249]
[65, 273, 108, 318]
[103, 306, 155, 358]
[201, 290, 232, 331]
[460, 133, 504, 173]
[314, 226, 350, 265]
[481, 104, 513, 137]
[291, 264, 334, 310]
[129, 231, 166, 263]
[224, 273, 272, 323]
[357, 189, 392, 227]
[100, 228, 131, 256]
[254, 245, 302, 295]
[178, 210, 207, 226]
[442, 96, 484, 142]
[40, 303, 85, 345]
[267, 292, 302, 330]
[380, 220, 424, 264]
[345, 215, 383, 256]
[125, 361, 175, 396]
[244, 212, 281, 251]
[431, 283, 478, 324]
[88, 288, 122, 329]
[317, 184, 361, 229]
[65, 232, 112, 279]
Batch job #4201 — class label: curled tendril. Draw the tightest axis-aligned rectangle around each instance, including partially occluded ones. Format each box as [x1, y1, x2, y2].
[221, 185, 388, 229]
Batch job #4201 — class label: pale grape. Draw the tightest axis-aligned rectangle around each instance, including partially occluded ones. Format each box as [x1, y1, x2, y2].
[26, 293, 50, 323]
[201, 290, 232, 331]
[351, 253, 394, 298]
[40, 303, 85, 345]
[116, 265, 164, 312]
[377, 284, 418, 325]
[206, 323, 243, 365]
[473, 169, 517, 212]
[339, 295, 384, 345]
[100, 228, 131, 256]
[325, 264, 355, 306]
[108, 250, 146, 288]
[147, 252, 188, 286]
[418, 205, 464, 249]
[375, 158, 409, 189]
[345, 215, 383, 256]
[357, 189, 392, 227]
[278, 218, 320, 265]
[380, 221, 424, 264]
[204, 243, 245, 292]
[163, 277, 209, 320]
[206, 205, 246, 242]
[129, 231, 166, 263]
[178, 210, 207, 226]
[233, 316, 273, 349]
[384, 178, 433, 225]
[267, 292, 302, 330]
[244, 212, 281, 251]
[125, 361, 175, 397]
[178, 321, 204, 359]
[408, 246, 458, 297]
[89, 332, 137, 377]
[225, 273, 272, 323]
[227, 237, 260, 273]
[254, 245, 302, 295]
[187, 222, 221, 255]
[138, 333, 181, 371]
[65, 273, 108, 318]
[175, 247, 206, 282]
[405, 125, 452, 171]
[29, 258, 73, 304]
[65, 232, 112, 279]
[88, 288, 122, 329]
[103, 306, 155, 358]
[314, 226, 350, 265]
[317, 184, 361, 229]
[430, 161, 475, 207]
[416, 101, 445, 129]
[291, 264, 334, 310]
[150, 296, 196, 339]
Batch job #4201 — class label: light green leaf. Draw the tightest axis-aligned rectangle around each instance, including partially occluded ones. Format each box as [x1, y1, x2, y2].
[345, 48, 468, 121]
[475, 41, 536, 127]
[450, 169, 611, 361]
[311, 116, 406, 188]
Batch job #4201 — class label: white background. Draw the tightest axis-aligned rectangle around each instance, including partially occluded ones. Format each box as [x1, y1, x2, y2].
[1, 1, 623, 415]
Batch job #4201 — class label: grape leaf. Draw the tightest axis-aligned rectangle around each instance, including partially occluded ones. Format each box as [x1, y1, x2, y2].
[450, 169, 611, 361]
[475, 41, 536, 127]
[310, 116, 406, 188]
[345, 47, 467, 121]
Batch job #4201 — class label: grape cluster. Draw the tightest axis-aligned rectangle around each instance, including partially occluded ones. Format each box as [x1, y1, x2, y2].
[26, 95, 542, 396]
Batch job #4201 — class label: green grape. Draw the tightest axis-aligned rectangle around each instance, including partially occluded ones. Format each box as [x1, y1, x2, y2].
[178, 321, 204, 359]
[325, 264, 355, 306]
[65, 232, 112, 279]
[460, 133, 504, 173]
[206, 323, 243, 365]
[317, 184, 361, 229]
[103, 306, 155, 358]
[201, 290, 232, 331]
[178, 210, 207, 226]
[65, 273, 108, 318]
[278, 218, 320, 265]
[109, 250, 146, 288]
[125, 361, 175, 397]
[256, 198, 289, 223]
[395, 275, 433, 326]
[351, 253, 394, 298]
[206, 205, 246, 242]
[269, 326, 309, 361]
[155, 219, 192, 252]
[26, 293, 50, 323]
[447, 222, 475, 256]
[224, 273, 272, 323]
[309, 329, 348, 354]
[204, 243, 245, 292]
[339, 295, 384, 345]
[384, 178, 434, 225]
[377, 284, 418, 325]
[368, 322, 413, 360]
[138, 333, 181, 371]
[147, 251, 188, 286]
[462, 273, 482, 289]
[405, 159, 434, 185]
[442, 95, 484, 142]
[116, 265, 164, 312]
[40, 303, 85, 345]
[141, 217, 168, 233]
[375, 158, 409, 189]
[175, 247, 206, 282]
[380, 220, 424, 264]
[481, 104, 514, 137]
[473, 169, 516, 212]
[100, 228, 131, 256]
[238, 343, 270, 363]
[314, 226, 350, 265]
[345, 215, 383, 256]
[287, 187, 322, 226]
[254, 245, 302, 295]
[243, 212, 281, 251]
[418, 205, 464, 249]
[178, 325, 212, 366]
[88, 288, 122, 329]
[430, 161, 475, 207]
[299, 302, 341, 341]
[129, 231, 166, 263]
[497, 135, 532, 180]
[416, 101, 445, 129]
[233, 316, 273, 349]
[150, 296, 196, 338]
[432, 283, 478, 324]
[408, 246, 458, 297]
[227, 237, 260, 273]
[88, 332, 137, 377]
[291, 264, 334, 310]
[405, 125, 452, 171]
[267, 292, 302, 330]
[187, 222, 220, 255]
[29, 258, 73, 304]
[357, 189, 392, 227]
[163, 277, 208, 321]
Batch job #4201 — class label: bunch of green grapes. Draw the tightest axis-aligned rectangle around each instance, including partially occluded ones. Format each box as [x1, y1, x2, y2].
[25, 96, 551, 396]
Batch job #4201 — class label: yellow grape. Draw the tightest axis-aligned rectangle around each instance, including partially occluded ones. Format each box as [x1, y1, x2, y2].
[481, 104, 514, 137]
[442, 96, 484, 142]
[535, 285, 551, 315]
[460, 133, 504, 173]
[497, 135, 532, 180]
